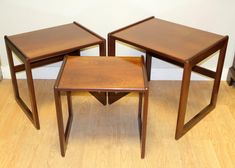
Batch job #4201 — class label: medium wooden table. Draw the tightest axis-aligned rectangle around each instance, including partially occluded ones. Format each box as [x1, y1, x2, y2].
[54, 56, 149, 158]
[108, 16, 228, 139]
[5, 22, 106, 129]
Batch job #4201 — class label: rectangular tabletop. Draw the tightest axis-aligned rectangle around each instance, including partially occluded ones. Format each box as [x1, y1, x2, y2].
[55, 56, 147, 92]
[7, 23, 103, 61]
[111, 17, 226, 63]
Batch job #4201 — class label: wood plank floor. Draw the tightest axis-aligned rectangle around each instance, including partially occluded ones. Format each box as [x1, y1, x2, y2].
[0, 80, 234, 168]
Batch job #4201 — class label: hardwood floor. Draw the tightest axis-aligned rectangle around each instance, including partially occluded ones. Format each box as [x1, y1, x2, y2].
[0, 80, 234, 168]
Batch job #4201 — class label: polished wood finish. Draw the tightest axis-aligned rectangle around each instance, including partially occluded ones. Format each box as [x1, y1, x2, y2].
[54, 56, 149, 158]
[108, 16, 228, 139]
[111, 18, 225, 63]
[5, 22, 106, 129]
[227, 55, 235, 85]
[7, 23, 102, 61]
[1, 80, 235, 167]
[57, 56, 146, 91]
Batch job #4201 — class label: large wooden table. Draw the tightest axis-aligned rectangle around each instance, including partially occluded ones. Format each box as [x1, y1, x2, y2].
[108, 16, 228, 139]
[54, 56, 149, 158]
[5, 22, 106, 129]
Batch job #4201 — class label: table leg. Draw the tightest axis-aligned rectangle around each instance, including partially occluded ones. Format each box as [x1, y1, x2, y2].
[210, 42, 228, 106]
[54, 90, 74, 156]
[54, 90, 66, 156]
[175, 40, 228, 139]
[108, 34, 115, 56]
[138, 92, 143, 140]
[5, 45, 20, 99]
[6, 44, 41, 129]
[141, 90, 149, 159]
[25, 60, 40, 129]
[99, 41, 106, 56]
[175, 62, 192, 140]
[146, 52, 152, 81]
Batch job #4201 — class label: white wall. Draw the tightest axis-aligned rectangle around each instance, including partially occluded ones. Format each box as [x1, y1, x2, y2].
[0, 0, 235, 80]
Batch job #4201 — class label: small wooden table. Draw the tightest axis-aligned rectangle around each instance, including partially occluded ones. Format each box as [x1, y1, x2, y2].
[54, 56, 149, 158]
[5, 22, 106, 129]
[108, 16, 228, 139]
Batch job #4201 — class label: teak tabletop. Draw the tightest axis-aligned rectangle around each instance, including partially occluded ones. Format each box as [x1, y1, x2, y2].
[7, 23, 103, 62]
[108, 16, 228, 140]
[110, 17, 226, 63]
[55, 56, 147, 91]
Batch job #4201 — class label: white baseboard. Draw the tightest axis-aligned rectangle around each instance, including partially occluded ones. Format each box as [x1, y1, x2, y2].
[1, 65, 229, 81]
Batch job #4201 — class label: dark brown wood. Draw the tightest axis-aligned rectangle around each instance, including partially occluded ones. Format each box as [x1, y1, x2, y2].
[141, 90, 149, 159]
[54, 90, 66, 156]
[90, 92, 107, 105]
[192, 66, 216, 79]
[99, 41, 106, 56]
[54, 90, 74, 157]
[108, 17, 229, 139]
[210, 39, 228, 106]
[14, 55, 64, 72]
[151, 52, 216, 78]
[108, 92, 129, 104]
[175, 62, 192, 139]
[24, 60, 40, 129]
[138, 92, 143, 140]
[65, 91, 73, 144]
[5, 22, 105, 129]
[54, 56, 149, 158]
[108, 34, 115, 56]
[68, 49, 81, 56]
[145, 52, 152, 81]
[5, 42, 20, 98]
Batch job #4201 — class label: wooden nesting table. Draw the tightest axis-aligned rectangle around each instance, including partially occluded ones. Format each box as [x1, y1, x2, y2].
[5, 22, 106, 129]
[108, 16, 229, 139]
[54, 56, 149, 158]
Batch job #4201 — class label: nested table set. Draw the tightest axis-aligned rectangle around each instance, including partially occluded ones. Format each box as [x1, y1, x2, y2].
[5, 17, 228, 158]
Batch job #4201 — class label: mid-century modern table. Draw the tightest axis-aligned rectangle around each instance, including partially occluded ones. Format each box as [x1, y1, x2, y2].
[5, 22, 106, 129]
[108, 16, 228, 139]
[54, 56, 149, 158]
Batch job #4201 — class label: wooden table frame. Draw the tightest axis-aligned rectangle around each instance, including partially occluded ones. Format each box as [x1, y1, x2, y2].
[108, 16, 229, 139]
[54, 56, 149, 158]
[4, 22, 106, 130]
